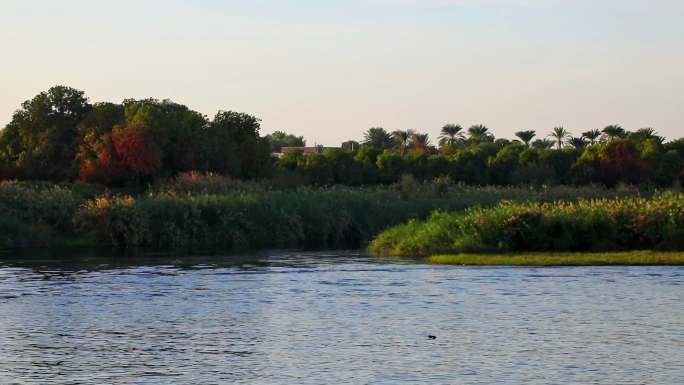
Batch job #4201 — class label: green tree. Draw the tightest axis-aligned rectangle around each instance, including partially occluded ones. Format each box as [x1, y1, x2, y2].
[324, 149, 363, 184]
[376, 151, 406, 183]
[582, 129, 602, 145]
[531, 139, 555, 150]
[568, 136, 587, 150]
[122, 99, 207, 175]
[363, 127, 393, 151]
[266, 131, 306, 152]
[539, 148, 578, 184]
[410, 132, 431, 153]
[206, 111, 271, 178]
[0, 85, 91, 180]
[628, 127, 664, 144]
[549, 126, 570, 149]
[438, 124, 464, 148]
[392, 129, 414, 156]
[299, 153, 333, 185]
[467, 124, 494, 144]
[514, 130, 536, 147]
[489, 143, 525, 184]
[602, 124, 626, 141]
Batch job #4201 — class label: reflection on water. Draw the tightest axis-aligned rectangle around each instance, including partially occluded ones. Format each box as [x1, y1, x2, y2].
[0, 250, 683, 384]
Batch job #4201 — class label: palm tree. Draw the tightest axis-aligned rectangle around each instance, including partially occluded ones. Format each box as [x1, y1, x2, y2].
[363, 127, 393, 150]
[631, 127, 664, 143]
[602, 124, 626, 141]
[410, 132, 431, 152]
[392, 129, 414, 156]
[549, 126, 570, 149]
[514, 130, 536, 147]
[532, 139, 555, 150]
[467, 124, 493, 143]
[568, 136, 587, 150]
[438, 124, 464, 148]
[582, 129, 602, 145]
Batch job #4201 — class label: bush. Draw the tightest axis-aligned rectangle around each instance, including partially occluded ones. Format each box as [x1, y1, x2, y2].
[0, 181, 84, 247]
[155, 171, 264, 194]
[74, 195, 149, 247]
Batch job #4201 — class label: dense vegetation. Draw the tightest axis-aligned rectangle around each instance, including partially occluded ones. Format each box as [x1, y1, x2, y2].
[2, 86, 683, 188]
[2, 86, 682, 258]
[369, 193, 684, 257]
[0, 177, 632, 250]
[0, 86, 271, 184]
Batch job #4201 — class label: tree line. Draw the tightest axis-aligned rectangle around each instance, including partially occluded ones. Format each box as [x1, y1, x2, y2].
[0, 86, 272, 184]
[1, 86, 683, 187]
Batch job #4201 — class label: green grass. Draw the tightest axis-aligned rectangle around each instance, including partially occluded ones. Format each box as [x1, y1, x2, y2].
[428, 251, 684, 266]
[370, 193, 684, 257]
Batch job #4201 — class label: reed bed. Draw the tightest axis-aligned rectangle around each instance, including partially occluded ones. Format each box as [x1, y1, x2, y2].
[370, 193, 684, 257]
[0, 179, 647, 251]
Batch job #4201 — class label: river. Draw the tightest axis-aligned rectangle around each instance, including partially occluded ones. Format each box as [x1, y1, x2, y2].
[0, 251, 682, 384]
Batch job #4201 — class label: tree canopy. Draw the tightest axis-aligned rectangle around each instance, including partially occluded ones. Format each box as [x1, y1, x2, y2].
[2, 86, 682, 188]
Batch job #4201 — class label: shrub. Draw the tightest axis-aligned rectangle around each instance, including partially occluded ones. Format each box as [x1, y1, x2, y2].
[74, 195, 149, 247]
[156, 171, 264, 195]
[0, 181, 84, 247]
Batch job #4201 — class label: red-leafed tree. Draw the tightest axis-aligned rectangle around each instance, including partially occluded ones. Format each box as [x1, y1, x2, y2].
[78, 133, 128, 185]
[113, 124, 162, 180]
[598, 140, 649, 186]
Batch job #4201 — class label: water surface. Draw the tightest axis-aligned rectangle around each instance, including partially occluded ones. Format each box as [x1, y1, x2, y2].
[0, 251, 682, 384]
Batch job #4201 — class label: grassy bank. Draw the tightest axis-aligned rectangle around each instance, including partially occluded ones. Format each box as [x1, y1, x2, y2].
[370, 193, 684, 257]
[0, 178, 637, 251]
[428, 251, 684, 266]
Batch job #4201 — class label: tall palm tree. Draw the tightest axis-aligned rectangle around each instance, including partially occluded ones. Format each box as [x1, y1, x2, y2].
[602, 124, 626, 141]
[582, 129, 602, 145]
[549, 126, 570, 149]
[514, 130, 536, 147]
[392, 129, 414, 156]
[468, 124, 493, 143]
[568, 136, 587, 150]
[631, 127, 664, 143]
[532, 139, 555, 150]
[410, 132, 431, 152]
[363, 127, 393, 150]
[438, 124, 464, 148]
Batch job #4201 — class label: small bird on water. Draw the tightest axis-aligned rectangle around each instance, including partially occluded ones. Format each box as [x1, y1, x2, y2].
[428, 335, 437, 340]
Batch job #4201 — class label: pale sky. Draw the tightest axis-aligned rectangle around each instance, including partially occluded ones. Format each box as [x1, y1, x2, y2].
[1, 0, 683, 145]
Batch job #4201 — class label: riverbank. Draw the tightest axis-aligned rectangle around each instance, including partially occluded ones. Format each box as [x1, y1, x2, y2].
[2, 180, 634, 251]
[428, 251, 684, 266]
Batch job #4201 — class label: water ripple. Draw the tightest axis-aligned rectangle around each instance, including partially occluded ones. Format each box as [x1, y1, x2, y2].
[0, 252, 683, 384]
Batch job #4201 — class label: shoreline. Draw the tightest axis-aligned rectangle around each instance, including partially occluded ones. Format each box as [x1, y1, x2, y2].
[427, 251, 684, 266]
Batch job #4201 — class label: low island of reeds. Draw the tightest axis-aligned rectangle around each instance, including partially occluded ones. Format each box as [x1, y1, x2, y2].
[370, 193, 684, 265]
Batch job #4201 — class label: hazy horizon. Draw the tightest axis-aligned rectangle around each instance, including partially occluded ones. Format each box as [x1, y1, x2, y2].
[2, 0, 683, 145]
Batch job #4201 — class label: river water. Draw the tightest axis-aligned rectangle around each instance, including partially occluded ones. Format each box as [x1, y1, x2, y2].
[0, 251, 682, 384]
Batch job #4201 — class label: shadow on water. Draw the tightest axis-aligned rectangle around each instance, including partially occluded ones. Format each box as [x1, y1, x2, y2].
[0, 248, 424, 273]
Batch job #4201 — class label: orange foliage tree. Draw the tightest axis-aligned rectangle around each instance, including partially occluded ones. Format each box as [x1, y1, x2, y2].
[113, 124, 162, 178]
